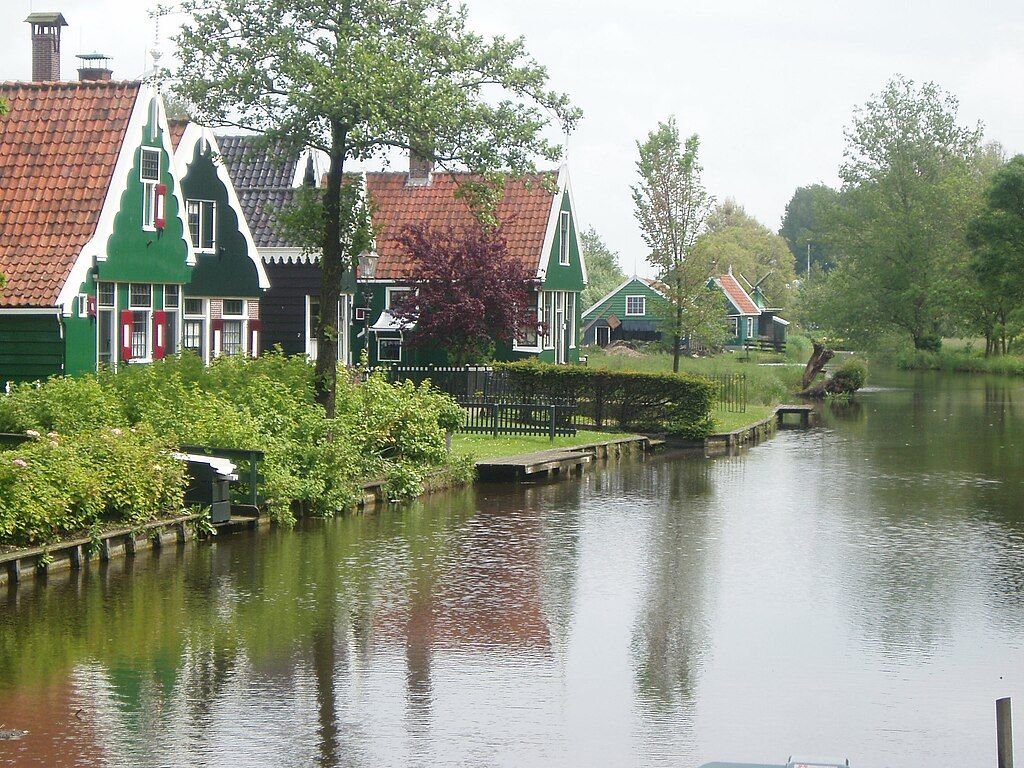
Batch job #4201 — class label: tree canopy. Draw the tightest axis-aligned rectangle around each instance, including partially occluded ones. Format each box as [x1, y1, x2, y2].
[799, 76, 984, 350]
[390, 224, 534, 365]
[692, 200, 797, 306]
[173, 0, 579, 415]
[632, 118, 720, 370]
[779, 184, 839, 276]
[579, 227, 626, 309]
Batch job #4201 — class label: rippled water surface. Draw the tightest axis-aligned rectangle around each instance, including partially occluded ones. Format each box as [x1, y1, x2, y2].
[2, 370, 1023, 767]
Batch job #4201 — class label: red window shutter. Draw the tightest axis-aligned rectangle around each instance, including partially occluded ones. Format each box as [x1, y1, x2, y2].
[153, 311, 167, 360]
[120, 310, 134, 361]
[155, 184, 167, 230]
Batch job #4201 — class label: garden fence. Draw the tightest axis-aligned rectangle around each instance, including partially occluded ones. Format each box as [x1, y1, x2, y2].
[708, 373, 747, 414]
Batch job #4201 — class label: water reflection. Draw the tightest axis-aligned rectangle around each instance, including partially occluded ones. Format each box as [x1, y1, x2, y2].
[2, 371, 1024, 767]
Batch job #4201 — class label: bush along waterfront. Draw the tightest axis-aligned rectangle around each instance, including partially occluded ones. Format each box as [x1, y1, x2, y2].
[0, 353, 472, 546]
[494, 360, 716, 439]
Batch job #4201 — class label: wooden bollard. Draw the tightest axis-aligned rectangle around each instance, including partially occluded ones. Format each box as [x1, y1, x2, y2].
[998, 697, 1013, 768]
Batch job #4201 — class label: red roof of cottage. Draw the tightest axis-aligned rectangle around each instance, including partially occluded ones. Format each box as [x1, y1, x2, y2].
[718, 272, 760, 315]
[364, 172, 556, 280]
[167, 118, 189, 150]
[0, 80, 140, 306]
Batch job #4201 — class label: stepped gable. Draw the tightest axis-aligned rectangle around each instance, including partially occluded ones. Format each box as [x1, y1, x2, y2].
[0, 80, 140, 306]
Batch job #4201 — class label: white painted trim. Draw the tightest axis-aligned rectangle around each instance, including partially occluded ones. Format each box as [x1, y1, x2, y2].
[536, 167, 565, 281]
[291, 147, 331, 189]
[562, 165, 588, 287]
[0, 307, 62, 316]
[57, 85, 196, 314]
[176, 125, 272, 290]
[512, 289, 544, 353]
[260, 247, 318, 265]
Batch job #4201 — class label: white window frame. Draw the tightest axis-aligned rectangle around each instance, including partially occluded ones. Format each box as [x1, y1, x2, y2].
[729, 317, 739, 337]
[128, 284, 153, 361]
[163, 285, 181, 356]
[220, 299, 249, 357]
[140, 147, 161, 231]
[513, 290, 542, 351]
[183, 297, 209, 363]
[566, 291, 576, 349]
[746, 317, 754, 338]
[96, 282, 117, 370]
[377, 336, 402, 363]
[625, 295, 645, 317]
[596, 326, 611, 347]
[386, 286, 412, 310]
[559, 210, 570, 266]
[186, 199, 218, 253]
[306, 295, 320, 360]
[543, 291, 555, 350]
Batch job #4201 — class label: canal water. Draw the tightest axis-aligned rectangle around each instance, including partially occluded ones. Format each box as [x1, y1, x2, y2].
[1, 370, 1023, 767]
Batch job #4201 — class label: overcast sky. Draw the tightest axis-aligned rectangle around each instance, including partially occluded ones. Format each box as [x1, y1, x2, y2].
[6, 0, 1024, 276]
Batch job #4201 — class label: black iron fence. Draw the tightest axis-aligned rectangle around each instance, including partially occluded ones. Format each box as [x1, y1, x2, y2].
[461, 401, 576, 438]
[708, 373, 747, 413]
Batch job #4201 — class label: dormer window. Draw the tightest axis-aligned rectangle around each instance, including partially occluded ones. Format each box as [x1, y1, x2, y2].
[187, 200, 217, 252]
[559, 210, 570, 266]
[141, 147, 161, 230]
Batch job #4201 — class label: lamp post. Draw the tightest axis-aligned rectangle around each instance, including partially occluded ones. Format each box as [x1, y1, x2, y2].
[806, 241, 811, 281]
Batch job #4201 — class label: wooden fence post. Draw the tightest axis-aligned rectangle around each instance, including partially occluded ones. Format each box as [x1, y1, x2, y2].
[491, 404, 498, 438]
[998, 697, 1013, 768]
[549, 405, 556, 441]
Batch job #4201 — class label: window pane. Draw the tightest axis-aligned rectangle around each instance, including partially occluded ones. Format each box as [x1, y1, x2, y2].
[184, 319, 205, 354]
[129, 284, 152, 308]
[187, 201, 201, 249]
[143, 183, 156, 228]
[131, 311, 148, 358]
[559, 211, 570, 264]
[164, 285, 180, 308]
[98, 283, 115, 307]
[378, 338, 401, 362]
[201, 201, 216, 251]
[140, 148, 160, 181]
[222, 320, 244, 356]
[98, 310, 114, 364]
[223, 299, 244, 316]
[165, 311, 178, 354]
[184, 298, 204, 316]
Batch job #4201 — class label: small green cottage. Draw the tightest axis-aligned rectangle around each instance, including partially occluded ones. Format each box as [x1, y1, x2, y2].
[172, 122, 270, 362]
[357, 162, 587, 365]
[581, 276, 668, 346]
[0, 77, 195, 384]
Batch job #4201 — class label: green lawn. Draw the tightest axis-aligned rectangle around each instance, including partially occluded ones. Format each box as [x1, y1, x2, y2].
[451, 430, 637, 461]
[711, 404, 775, 433]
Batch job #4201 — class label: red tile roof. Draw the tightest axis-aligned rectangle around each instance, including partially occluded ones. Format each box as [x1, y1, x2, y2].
[0, 80, 140, 307]
[718, 272, 760, 315]
[167, 118, 189, 150]
[364, 172, 556, 280]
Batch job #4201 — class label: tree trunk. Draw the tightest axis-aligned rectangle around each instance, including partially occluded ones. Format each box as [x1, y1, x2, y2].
[314, 121, 348, 419]
[800, 342, 834, 391]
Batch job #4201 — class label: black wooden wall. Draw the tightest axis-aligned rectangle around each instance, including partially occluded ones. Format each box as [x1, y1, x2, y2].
[260, 260, 321, 356]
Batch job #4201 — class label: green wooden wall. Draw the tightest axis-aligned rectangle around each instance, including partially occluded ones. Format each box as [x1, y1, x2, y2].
[179, 141, 261, 298]
[0, 314, 64, 384]
[582, 278, 667, 323]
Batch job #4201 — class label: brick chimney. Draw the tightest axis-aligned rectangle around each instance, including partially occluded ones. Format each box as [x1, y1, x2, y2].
[26, 12, 68, 82]
[77, 52, 113, 82]
[407, 144, 434, 187]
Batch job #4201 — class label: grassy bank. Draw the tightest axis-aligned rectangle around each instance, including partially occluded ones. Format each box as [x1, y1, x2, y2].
[896, 348, 1024, 376]
[711, 404, 775, 433]
[452, 430, 636, 460]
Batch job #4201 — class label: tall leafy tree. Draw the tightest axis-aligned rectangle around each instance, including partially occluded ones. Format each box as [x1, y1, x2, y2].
[692, 200, 797, 305]
[173, 0, 579, 416]
[579, 227, 626, 309]
[390, 224, 535, 365]
[806, 76, 983, 350]
[966, 155, 1024, 355]
[779, 184, 839, 276]
[632, 118, 718, 372]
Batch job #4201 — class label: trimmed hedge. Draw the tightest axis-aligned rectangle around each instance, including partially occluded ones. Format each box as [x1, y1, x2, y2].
[493, 360, 715, 438]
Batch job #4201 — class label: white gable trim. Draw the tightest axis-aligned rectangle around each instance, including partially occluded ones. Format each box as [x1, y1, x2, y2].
[57, 85, 196, 314]
[537, 167, 565, 282]
[580, 276, 638, 318]
[260, 247, 318, 265]
[175, 124, 271, 290]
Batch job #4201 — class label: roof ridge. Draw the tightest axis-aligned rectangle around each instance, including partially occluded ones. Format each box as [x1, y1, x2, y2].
[0, 80, 142, 89]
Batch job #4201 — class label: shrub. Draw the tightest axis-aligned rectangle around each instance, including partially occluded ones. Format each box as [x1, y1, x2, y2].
[830, 357, 868, 393]
[494, 360, 715, 435]
[0, 376, 123, 435]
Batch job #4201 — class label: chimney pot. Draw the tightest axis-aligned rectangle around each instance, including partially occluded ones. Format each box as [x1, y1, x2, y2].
[25, 12, 68, 82]
[77, 52, 113, 82]
[407, 146, 434, 186]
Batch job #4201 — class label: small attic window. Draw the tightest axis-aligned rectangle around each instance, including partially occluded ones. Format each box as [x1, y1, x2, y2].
[559, 211, 570, 265]
[140, 148, 160, 182]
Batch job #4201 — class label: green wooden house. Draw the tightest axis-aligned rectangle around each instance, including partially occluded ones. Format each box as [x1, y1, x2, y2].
[171, 122, 270, 362]
[357, 161, 587, 365]
[581, 276, 668, 346]
[0, 75, 196, 385]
